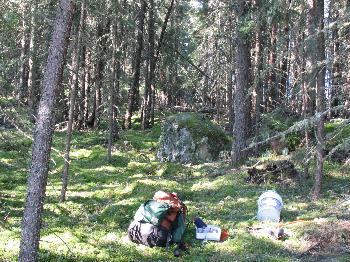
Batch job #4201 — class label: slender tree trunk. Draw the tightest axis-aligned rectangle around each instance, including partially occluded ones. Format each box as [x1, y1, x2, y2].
[167, 13, 180, 108]
[306, 0, 317, 112]
[344, 0, 350, 117]
[225, 11, 235, 134]
[77, 45, 86, 129]
[151, 0, 175, 126]
[84, 49, 92, 126]
[142, 0, 155, 130]
[93, 20, 109, 129]
[27, 0, 40, 114]
[154, 0, 176, 63]
[279, 1, 291, 104]
[141, 0, 175, 128]
[124, 0, 146, 129]
[304, 0, 318, 149]
[61, 1, 85, 202]
[227, 58, 234, 136]
[107, 1, 119, 163]
[328, 4, 340, 118]
[253, 0, 263, 155]
[19, 1, 74, 260]
[313, 0, 326, 199]
[18, 1, 31, 103]
[232, 0, 252, 166]
[267, 23, 277, 111]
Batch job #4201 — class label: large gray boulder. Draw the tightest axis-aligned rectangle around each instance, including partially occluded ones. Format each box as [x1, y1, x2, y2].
[157, 113, 231, 163]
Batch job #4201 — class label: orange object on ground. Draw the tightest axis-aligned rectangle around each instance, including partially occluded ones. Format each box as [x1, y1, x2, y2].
[220, 229, 229, 241]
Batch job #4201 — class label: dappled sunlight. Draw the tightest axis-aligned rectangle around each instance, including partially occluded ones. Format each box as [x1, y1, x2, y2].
[138, 178, 178, 188]
[3, 238, 20, 255]
[0, 157, 15, 165]
[114, 197, 143, 206]
[121, 182, 136, 195]
[64, 190, 95, 198]
[41, 232, 76, 246]
[70, 148, 92, 158]
[1, 118, 350, 261]
[190, 175, 235, 192]
[94, 165, 118, 173]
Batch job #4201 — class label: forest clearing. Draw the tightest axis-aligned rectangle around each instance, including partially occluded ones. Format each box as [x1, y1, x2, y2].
[0, 115, 349, 261]
[1, 0, 350, 261]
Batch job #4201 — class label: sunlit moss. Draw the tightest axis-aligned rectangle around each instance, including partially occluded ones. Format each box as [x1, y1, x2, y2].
[1, 121, 350, 261]
[70, 149, 92, 158]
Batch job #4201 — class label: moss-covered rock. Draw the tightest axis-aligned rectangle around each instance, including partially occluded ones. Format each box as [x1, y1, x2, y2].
[157, 113, 231, 163]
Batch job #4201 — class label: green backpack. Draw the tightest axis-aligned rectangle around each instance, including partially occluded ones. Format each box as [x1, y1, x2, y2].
[172, 213, 186, 243]
[133, 197, 187, 244]
[134, 200, 170, 226]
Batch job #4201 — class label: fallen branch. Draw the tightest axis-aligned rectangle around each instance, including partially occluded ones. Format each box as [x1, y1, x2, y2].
[243, 105, 346, 152]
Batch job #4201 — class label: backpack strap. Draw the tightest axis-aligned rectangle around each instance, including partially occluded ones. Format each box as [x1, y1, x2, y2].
[166, 231, 171, 251]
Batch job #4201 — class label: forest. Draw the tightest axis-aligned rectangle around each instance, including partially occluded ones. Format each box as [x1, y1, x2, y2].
[1, 0, 350, 261]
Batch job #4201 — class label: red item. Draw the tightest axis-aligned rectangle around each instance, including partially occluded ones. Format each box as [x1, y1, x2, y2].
[220, 229, 229, 241]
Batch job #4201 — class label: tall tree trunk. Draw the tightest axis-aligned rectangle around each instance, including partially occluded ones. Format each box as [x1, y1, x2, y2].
[19, 0, 74, 260]
[107, 1, 119, 163]
[267, 23, 277, 111]
[27, 0, 40, 114]
[142, 0, 155, 130]
[232, 0, 252, 166]
[84, 49, 92, 126]
[279, 1, 291, 104]
[306, 0, 317, 113]
[61, 1, 85, 202]
[77, 45, 86, 129]
[344, 0, 350, 117]
[302, 32, 311, 147]
[150, 0, 175, 126]
[18, 1, 31, 103]
[124, 0, 146, 129]
[141, 0, 176, 128]
[227, 42, 234, 136]
[93, 20, 109, 129]
[313, 0, 326, 199]
[253, 0, 263, 155]
[328, 3, 340, 118]
[303, 0, 318, 150]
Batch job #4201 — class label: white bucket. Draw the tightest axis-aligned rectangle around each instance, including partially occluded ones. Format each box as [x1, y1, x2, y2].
[257, 190, 283, 222]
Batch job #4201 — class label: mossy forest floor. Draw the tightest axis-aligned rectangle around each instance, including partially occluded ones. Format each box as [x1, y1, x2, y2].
[1, 118, 350, 262]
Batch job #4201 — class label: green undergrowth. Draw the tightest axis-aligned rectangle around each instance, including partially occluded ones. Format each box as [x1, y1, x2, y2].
[325, 118, 350, 148]
[1, 118, 350, 261]
[260, 108, 304, 151]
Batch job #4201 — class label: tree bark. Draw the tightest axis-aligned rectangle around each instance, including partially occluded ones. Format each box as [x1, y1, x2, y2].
[253, 0, 263, 155]
[19, 0, 74, 261]
[306, 0, 317, 113]
[344, 0, 350, 117]
[61, 1, 85, 202]
[107, 0, 119, 163]
[124, 0, 146, 129]
[267, 23, 277, 111]
[232, 0, 252, 166]
[313, 0, 326, 199]
[27, 0, 40, 114]
[93, 20, 109, 129]
[142, 0, 155, 130]
[227, 41, 235, 136]
[18, 1, 31, 103]
[279, 1, 291, 104]
[77, 45, 86, 129]
[84, 49, 92, 126]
